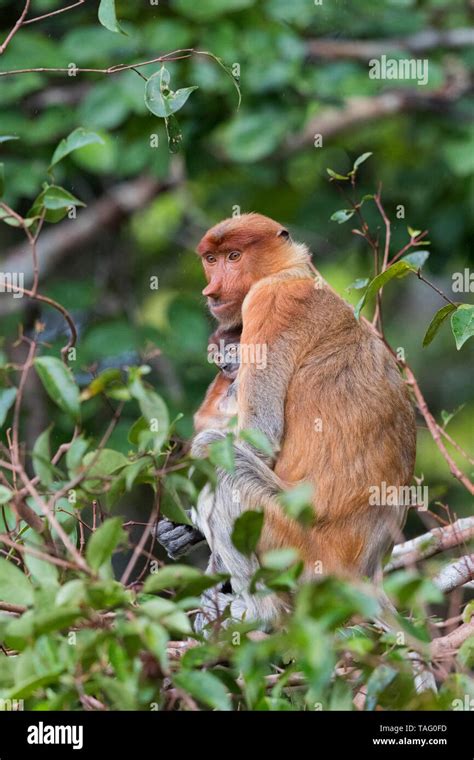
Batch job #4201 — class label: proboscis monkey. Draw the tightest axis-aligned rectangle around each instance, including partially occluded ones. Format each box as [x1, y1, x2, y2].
[188, 212, 416, 626]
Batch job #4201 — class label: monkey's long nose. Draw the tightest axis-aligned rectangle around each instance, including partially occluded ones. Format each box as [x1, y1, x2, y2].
[202, 280, 221, 298]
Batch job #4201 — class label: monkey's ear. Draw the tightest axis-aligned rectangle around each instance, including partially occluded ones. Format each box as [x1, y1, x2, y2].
[278, 228, 291, 241]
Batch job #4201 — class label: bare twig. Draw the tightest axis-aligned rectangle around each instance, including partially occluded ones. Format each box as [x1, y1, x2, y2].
[386, 517, 474, 571]
[0, 0, 31, 55]
[403, 364, 474, 495]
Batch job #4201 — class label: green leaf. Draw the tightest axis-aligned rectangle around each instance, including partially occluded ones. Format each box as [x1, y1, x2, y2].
[278, 483, 314, 526]
[354, 260, 418, 320]
[458, 637, 474, 669]
[365, 665, 397, 711]
[0, 485, 13, 505]
[262, 548, 299, 570]
[0, 387, 17, 427]
[49, 127, 104, 169]
[129, 373, 170, 454]
[330, 209, 354, 224]
[123, 456, 153, 491]
[407, 226, 421, 238]
[28, 185, 85, 224]
[173, 669, 232, 711]
[0, 558, 34, 606]
[0, 163, 4, 198]
[80, 368, 122, 400]
[462, 600, 474, 624]
[451, 304, 474, 350]
[34, 357, 80, 420]
[423, 303, 458, 347]
[65, 435, 89, 476]
[86, 517, 126, 571]
[401, 250, 430, 268]
[231, 511, 264, 556]
[0, 207, 35, 228]
[161, 475, 194, 524]
[98, 0, 125, 34]
[352, 152, 372, 171]
[145, 68, 198, 118]
[346, 278, 369, 292]
[165, 115, 183, 153]
[209, 434, 235, 472]
[23, 535, 59, 587]
[239, 428, 273, 457]
[82, 448, 128, 490]
[32, 426, 54, 487]
[326, 168, 349, 181]
[143, 565, 227, 599]
[0, 135, 19, 144]
[441, 404, 465, 429]
[2, 668, 65, 701]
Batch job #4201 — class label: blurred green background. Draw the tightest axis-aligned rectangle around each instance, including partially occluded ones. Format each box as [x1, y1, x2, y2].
[0, 0, 472, 534]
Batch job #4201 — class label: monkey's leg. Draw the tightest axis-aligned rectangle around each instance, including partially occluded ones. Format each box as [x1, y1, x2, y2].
[155, 515, 205, 560]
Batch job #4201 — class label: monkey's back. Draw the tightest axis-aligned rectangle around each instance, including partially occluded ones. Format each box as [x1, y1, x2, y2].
[266, 284, 416, 577]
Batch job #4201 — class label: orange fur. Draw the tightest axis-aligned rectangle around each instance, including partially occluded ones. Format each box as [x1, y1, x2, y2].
[196, 213, 416, 581]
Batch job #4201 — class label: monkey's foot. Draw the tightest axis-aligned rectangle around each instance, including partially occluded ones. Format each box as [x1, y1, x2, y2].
[155, 518, 205, 560]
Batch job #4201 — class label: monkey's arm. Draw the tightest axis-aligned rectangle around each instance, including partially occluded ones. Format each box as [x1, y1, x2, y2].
[194, 279, 308, 462]
[237, 278, 312, 449]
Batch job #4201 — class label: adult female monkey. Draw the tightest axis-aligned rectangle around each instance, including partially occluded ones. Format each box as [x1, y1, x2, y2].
[190, 212, 416, 626]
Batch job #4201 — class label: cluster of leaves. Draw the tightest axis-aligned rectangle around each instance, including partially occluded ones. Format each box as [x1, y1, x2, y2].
[328, 154, 474, 350]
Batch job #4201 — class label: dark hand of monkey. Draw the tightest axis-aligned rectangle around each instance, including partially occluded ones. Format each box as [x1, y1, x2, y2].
[155, 516, 205, 560]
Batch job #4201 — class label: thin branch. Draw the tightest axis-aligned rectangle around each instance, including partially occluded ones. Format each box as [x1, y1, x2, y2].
[387, 230, 429, 266]
[416, 270, 457, 307]
[431, 619, 474, 660]
[403, 364, 474, 495]
[438, 427, 474, 467]
[0, 533, 83, 571]
[120, 491, 161, 586]
[0, 0, 31, 55]
[0, 48, 214, 78]
[23, 0, 85, 25]
[433, 554, 474, 594]
[386, 517, 474, 571]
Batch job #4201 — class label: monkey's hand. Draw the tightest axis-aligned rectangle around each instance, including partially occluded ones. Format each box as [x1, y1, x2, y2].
[155, 517, 206, 560]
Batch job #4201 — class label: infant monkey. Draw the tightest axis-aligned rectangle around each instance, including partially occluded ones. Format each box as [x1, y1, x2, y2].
[156, 326, 241, 560]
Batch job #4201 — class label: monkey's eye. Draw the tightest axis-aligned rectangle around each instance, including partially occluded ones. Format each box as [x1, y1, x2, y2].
[228, 251, 241, 261]
[205, 254, 217, 264]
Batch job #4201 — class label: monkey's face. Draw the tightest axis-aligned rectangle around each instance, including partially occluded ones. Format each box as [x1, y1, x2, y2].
[196, 213, 292, 327]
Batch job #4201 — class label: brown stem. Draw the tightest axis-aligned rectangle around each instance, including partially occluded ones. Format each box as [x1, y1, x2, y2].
[416, 271, 457, 307]
[0, 0, 31, 55]
[23, 0, 85, 25]
[403, 364, 474, 495]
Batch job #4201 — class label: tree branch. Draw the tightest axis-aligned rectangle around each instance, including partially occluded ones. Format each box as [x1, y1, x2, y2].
[386, 517, 474, 571]
[307, 29, 474, 61]
[433, 554, 474, 594]
[0, 175, 170, 315]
